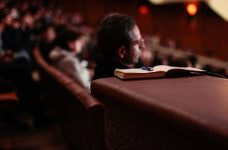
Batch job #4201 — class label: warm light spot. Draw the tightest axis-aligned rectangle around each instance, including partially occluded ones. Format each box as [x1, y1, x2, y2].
[139, 5, 149, 15]
[186, 3, 198, 16]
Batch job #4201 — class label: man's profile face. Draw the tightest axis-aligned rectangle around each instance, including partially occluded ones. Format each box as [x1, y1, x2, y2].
[125, 25, 145, 64]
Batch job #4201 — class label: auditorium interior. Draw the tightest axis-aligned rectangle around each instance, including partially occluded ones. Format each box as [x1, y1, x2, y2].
[0, 0, 227, 149]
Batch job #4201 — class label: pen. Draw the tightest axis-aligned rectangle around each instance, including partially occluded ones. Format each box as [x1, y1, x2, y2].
[141, 66, 152, 71]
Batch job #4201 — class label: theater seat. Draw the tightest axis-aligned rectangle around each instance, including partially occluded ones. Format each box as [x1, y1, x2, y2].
[33, 48, 104, 150]
[0, 92, 18, 110]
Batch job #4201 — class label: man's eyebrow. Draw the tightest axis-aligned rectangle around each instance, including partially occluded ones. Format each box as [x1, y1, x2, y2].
[132, 38, 144, 43]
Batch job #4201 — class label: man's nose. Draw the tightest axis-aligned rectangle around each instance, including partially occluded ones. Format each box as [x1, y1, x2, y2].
[140, 40, 146, 50]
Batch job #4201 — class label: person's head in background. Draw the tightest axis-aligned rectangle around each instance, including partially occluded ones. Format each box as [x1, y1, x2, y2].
[56, 29, 84, 55]
[22, 13, 35, 28]
[42, 25, 56, 43]
[97, 13, 145, 67]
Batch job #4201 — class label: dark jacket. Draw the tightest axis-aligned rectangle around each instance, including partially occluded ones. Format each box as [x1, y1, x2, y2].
[93, 58, 129, 80]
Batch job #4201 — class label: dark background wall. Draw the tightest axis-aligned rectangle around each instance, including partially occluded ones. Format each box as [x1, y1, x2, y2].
[55, 0, 228, 61]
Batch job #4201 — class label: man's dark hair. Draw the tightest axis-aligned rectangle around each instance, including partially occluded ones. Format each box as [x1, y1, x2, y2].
[97, 13, 136, 58]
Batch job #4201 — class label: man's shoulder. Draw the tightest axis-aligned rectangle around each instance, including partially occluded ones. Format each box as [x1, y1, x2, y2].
[93, 58, 129, 80]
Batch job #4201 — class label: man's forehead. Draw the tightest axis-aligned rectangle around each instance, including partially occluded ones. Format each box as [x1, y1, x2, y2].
[130, 25, 142, 40]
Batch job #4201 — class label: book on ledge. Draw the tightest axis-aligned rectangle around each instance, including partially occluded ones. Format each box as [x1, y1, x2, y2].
[114, 65, 205, 80]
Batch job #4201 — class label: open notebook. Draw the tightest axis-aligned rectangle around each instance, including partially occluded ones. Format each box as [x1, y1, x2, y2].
[114, 65, 205, 79]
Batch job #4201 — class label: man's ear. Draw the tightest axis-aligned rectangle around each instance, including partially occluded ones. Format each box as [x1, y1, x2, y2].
[118, 46, 126, 59]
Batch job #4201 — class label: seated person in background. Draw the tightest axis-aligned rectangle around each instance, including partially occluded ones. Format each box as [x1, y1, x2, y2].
[38, 25, 56, 63]
[0, 49, 45, 127]
[49, 29, 91, 90]
[93, 13, 145, 80]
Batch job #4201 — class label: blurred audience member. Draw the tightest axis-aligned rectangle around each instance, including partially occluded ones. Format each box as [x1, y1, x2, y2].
[2, 15, 23, 53]
[38, 25, 56, 62]
[167, 55, 188, 67]
[21, 13, 37, 55]
[164, 37, 177, 49]
[187, 53, 198, 68]
[151, 51, 162, 66]
[49, 29, 91, 90]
